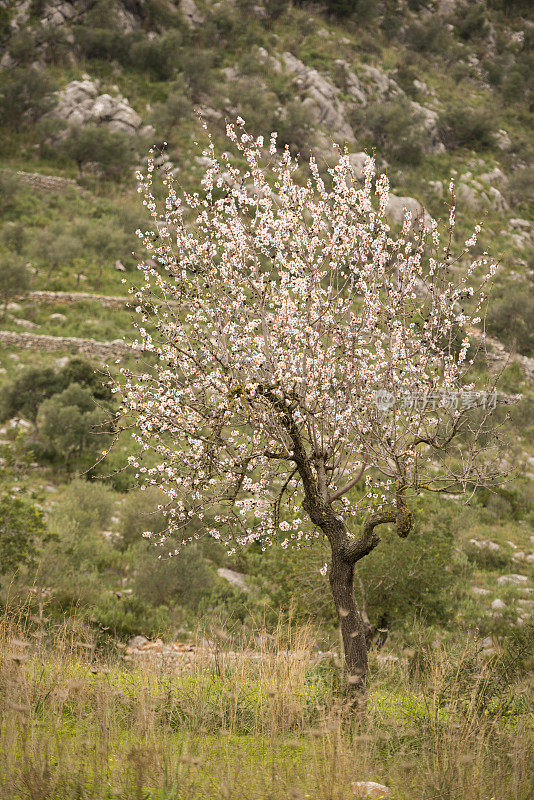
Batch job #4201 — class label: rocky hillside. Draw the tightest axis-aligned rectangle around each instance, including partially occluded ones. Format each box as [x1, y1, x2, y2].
[0, 0, 533, 645]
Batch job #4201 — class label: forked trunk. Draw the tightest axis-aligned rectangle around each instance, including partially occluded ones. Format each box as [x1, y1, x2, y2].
[329, 550, 368, 693]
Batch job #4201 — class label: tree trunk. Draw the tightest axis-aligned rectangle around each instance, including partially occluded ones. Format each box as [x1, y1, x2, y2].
[329, 549, 368, 694]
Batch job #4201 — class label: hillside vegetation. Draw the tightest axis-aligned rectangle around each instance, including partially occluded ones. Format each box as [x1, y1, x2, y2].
[0, 3, 532, 794]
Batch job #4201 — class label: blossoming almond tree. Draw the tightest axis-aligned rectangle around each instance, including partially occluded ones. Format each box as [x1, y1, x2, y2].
[113, 120, 505, 691]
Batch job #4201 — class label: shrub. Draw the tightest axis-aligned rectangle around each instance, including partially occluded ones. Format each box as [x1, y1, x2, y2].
[502, 69, 528, 104]
[486, 285, 534, 356]
[134, 543, 217, 609]
[118, 485, 168, 549]
[453, 2, 489, 41]
[506, 166, 534, 206]
[0, 366, 61, 424]
[0, 358, 111, 426]
[0, 221, 26, 254]
[7, 29, 37, 64]
[0, 255, 30, 319]
[56, 125, 137, 180]
[275, 99, 316, 156]
[74, 26, 132, 63]
[352, 98, 431, 165]
[406, 17, 449, 52]
[48, 478, 115, 538]
[150, 79, 192, 135]
[181, 49, 214, 101]
[438, 105, 494, 150]
[0, 66, 57, 128]
[130, 30, 184, 80]
[0, 493, 46, 577]
[0, 172, 20, 213]
[263, 0, 289, 21]
[37, 383, 112, 469]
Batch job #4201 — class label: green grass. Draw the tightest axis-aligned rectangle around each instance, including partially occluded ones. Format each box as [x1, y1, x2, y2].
[0, 616, 532, 800]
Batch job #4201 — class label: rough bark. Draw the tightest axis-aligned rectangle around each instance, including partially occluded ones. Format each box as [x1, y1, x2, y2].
[262, 390, 412, 694]
[329, 550, 368, 692]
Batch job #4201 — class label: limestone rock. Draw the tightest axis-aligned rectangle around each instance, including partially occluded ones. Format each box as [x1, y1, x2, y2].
[281, 52, 354, 143]
[409, 99, 444, 153]
[51, 80, 142, 133]
[488, 186, 508, 211]
[493, 129, 512, 151]
[347, 152, 369, 181]
[491, 598, 506, 611]
[217, 567, 250, 592]
[41, 0, 79, 28]
[385, 194, 434, 230]
[8, 0, 32, 31]
[334, 60, 367, 105]
[361, 64, 402, 100]
[181, 0, 204, 28]
[479, 167, 507, 185]
[352, 781, 391, 798]
[456, 182, 481, 210]
[498, 574, 528, 585]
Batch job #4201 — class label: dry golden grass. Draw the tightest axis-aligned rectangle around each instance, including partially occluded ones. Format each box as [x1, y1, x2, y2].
[0, 605, 532, 800]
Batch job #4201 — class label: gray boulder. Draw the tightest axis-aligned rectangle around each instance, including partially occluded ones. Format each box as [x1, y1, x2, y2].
[282, 52, 355, 143]
[361, 64, 403, 100]
[498, 574, 528, 585]
[456, 181, 481, 210]
[334, 60, 367, 105]
[51, 79, 142, 133]
[181, 0, 204, 28]
[385, 194, 434, 230]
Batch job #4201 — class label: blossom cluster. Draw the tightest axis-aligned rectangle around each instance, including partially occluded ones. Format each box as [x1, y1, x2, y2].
[113, 120, 500, 554]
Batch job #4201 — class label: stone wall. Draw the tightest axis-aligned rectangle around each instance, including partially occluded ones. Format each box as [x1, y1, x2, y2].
[3, 169, 81, 192]
[27, 291, 131, 308]
[0, 330, 137, 361]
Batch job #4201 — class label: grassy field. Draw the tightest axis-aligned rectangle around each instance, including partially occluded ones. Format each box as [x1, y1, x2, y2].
[1, 610, 532, 800]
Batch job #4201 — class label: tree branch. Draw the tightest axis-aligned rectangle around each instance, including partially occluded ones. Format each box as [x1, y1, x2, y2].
[329, 459, 368, 503]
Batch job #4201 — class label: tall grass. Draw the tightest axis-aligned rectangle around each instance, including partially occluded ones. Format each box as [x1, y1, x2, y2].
[0, 605, 532, 800]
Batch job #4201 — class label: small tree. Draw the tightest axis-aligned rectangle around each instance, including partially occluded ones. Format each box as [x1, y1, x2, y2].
[114, 122, 505, 693]
[38, 383, 111, 470]
[0, 255, 30, 320]
[0, 493, 46, 578]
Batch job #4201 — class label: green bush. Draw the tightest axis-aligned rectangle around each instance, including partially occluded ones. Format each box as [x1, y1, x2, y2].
[438, 105, 494, 150]
[48, 478, 115, 539]
[0, 172, 21, 213]
[134, 542, 217, 610]
[275, 99, 316, 156]
[74, 26, 133, 63]
[118, 485, 167, 549]
[130, 30, 184, 80]
[453, 2, 489, 41]
[486, 286, 534, 356]
[0, 255, 30, 319]
[506, 166, 534, 206]
[352, 98, 431, 165]
[56, 125, 137, 180]
[37, 383, 112, 469]
[0, 358, 110, 424]
[0, 492, 46, 577]
[405, 17, 449, 53]
[0, 66, 57, 128]
[7, 28, 37, 64]
[181, 49, 214, 101]
[150, 79, 192, 135]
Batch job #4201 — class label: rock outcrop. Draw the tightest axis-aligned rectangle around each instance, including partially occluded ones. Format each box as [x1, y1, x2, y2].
[384, 194, 434, 230]
[51, 79, 143, 133]
[181, 0, 204, 28]
[281, 52, 355, 144]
